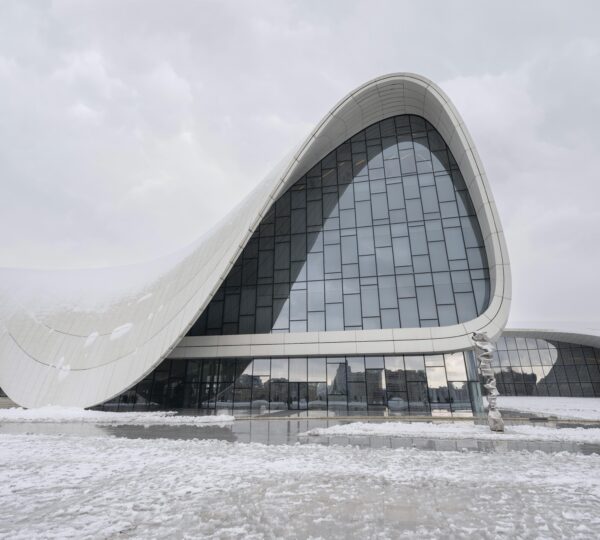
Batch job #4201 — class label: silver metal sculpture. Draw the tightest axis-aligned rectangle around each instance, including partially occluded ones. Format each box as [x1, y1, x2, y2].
[472, 332, 505, 432]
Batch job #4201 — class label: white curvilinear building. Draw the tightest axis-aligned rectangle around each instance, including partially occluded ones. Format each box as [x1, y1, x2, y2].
[1, 73, 598, 414]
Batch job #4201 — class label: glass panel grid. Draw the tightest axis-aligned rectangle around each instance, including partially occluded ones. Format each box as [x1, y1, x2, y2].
[102, 353, 478, 416]
[189, 114, 490, 336]
[493, 336, 600, 397]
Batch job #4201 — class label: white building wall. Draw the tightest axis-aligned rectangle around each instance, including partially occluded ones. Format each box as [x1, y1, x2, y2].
[0, 73, 511, 408]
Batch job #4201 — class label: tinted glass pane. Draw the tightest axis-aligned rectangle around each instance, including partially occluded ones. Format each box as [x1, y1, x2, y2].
[308, 358, 326, 382]
[187, 115, 490, 336]
[445, 352, 467, 380]
[289, 358, 307, 382]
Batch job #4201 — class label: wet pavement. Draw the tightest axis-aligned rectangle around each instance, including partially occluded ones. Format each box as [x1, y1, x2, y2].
[2, 414, 600, 455]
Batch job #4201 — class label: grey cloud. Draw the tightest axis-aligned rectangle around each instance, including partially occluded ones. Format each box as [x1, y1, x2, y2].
[0, 0, 598, 328]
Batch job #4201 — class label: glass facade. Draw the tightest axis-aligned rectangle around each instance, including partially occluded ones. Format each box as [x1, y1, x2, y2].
[189, 114, 490, 336]
[100, 333, 600, 414]
[493, 335, 600, 397]
[99, 115, 498, 417]
[100, 353, 482, 417]
[91, 114, 599, 415]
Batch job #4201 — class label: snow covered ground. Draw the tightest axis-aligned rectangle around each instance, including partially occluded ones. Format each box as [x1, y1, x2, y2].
[2, 398, 600, 537]
[0, 433, 599, 539]
[496, 396, 600, 421]
[0, 406, 234, 426]
[303, 421, 600, 444]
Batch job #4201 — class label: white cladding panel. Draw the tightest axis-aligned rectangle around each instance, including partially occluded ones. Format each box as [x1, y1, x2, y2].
[0, 73, 511, 407]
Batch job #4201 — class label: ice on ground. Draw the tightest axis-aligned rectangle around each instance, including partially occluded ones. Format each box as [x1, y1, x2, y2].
[1, 433, 599, 539]
[0, 406, 234, 426]
[495, 396, 600, 421]
[304, 421, 600, 444]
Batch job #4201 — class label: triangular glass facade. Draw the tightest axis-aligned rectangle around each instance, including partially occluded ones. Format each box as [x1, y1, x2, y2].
[188, 115, 490, 336]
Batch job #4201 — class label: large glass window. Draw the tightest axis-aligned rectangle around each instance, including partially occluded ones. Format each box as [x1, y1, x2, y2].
[492, 335, 600, 398]
[101, 352, 480, 417]
[189, 114, 490, 336]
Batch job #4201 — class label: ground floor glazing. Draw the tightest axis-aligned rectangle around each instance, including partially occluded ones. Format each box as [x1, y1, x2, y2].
[100, 352, 483, 417]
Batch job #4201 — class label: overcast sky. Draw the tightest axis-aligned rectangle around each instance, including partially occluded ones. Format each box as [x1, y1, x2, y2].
[1, 1, 599, 329]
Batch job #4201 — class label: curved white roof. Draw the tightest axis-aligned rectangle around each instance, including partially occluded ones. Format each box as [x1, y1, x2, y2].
[503, 328, 600, 349]
[0, 73, 511, 408]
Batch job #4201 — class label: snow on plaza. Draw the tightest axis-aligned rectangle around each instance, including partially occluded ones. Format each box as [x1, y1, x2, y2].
[0, 398, 600, 539]
[2, 3, 600, 537]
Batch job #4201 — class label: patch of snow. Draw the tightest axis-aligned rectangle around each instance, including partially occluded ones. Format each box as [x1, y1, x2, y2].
[494, 396, 600, 421]
[0, 407, 234, 426]
[1, 434, 599, 538]
[53, 357, 71, 381]
[109, 322, 133, 341]
[83, 331, 99, 348]
[304, 421, 600, 444]
[56, 366, 71, 381]
[136, 292, 153, 303]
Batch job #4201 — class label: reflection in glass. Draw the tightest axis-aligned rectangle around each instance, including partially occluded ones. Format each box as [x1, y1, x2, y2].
[327, 363, 347, 395]
[449, 381, 470, 410]
[404, 356, 426, 382]
[308, 383, 327, 410]
[289, 358, 307, 382]
[366, 369, 387, 406]
[426, 367, 449, 404]
[188, 115, 491, 338]
[270, 358, 288, 380]
[445, 352, 467, 380]
[104, 352, 486, 416]
[346, 356, 365, 375]
[492, 335, 600, 397]
[308, 357, 326, 382]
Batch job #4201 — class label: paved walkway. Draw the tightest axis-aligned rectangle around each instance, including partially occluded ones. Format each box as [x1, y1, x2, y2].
[2, 414, 600, 454]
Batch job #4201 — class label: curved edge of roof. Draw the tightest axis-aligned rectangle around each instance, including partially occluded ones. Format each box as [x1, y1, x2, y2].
[0, 72, 511, 408]
[503, 328, 600, 350]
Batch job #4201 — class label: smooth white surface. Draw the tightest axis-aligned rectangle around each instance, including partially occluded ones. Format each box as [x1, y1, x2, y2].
[504, 328, 600, 350]
[0, 73, 511, 407]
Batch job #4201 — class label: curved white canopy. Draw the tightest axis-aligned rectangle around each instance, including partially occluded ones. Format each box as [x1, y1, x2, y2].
[0, 73, 511, 408]
[503, 328, 600, 350]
